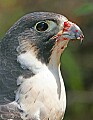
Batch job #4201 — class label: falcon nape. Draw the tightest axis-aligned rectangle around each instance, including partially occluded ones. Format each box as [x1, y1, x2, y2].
[0, 12, 84, 120]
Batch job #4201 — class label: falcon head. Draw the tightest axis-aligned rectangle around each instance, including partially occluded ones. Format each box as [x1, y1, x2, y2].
[3, 12, 83, 72]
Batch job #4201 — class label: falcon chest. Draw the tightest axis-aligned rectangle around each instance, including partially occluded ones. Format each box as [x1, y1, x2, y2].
[16, 51, 66, 120]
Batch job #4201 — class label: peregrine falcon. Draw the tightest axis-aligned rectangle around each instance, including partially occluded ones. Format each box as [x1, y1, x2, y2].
[0, 12, 84, 120]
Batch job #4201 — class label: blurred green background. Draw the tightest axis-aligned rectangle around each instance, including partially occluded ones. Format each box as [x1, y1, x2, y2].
[0, 0, 93, 120]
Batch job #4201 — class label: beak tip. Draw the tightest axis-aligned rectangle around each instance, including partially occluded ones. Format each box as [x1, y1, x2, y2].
[76, 33, 84, 41]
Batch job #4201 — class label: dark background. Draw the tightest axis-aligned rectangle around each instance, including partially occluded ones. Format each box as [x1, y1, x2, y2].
[0, 0, 93, 120]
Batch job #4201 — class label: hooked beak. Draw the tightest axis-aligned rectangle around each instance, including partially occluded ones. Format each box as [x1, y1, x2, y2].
[62, 21, 84, 42]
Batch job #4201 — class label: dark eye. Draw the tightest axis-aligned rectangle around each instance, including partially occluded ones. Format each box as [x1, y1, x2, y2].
[36, 22, 48, 31]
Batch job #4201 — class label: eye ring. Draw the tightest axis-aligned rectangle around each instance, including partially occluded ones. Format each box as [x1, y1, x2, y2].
[35, 21, 49, 32]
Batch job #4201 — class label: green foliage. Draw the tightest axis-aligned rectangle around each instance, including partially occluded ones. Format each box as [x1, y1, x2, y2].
[61, 49, 84, 90]
[74, 3, 93, 16]
[0, 0, 17, 7]
[0, 0, 24, 39]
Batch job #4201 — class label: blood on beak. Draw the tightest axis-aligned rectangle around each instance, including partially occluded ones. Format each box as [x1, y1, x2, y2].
[62, 21, 84, 42]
